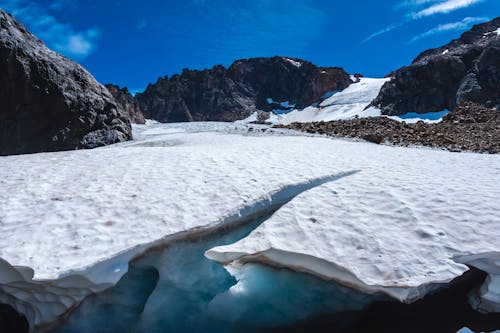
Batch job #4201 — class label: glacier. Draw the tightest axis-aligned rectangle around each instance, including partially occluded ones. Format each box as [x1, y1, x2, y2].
[0, 121, 499, 332]
[252, 76, 450, 125]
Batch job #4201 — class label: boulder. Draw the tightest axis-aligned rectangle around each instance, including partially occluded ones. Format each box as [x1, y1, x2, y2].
[372, 17, 500, 116]
[0, 9, 132, 155]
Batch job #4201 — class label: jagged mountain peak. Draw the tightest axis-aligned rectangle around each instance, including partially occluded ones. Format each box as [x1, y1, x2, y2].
[413, 16, 500, 64]
[372, 17, 500, 116]
[133, 56, 352, 123]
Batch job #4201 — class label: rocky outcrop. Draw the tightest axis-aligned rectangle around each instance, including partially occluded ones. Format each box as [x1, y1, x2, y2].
[372, 17, 500, 116]
[105, 84, 145, 124]
[276, 102, 500, 153]
[136, 57, 351, 122]
[0, 10, 132, 156]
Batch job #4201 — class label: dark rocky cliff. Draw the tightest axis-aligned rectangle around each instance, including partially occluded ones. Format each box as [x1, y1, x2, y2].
[372, 17, 500, 116]
[105, 84, 145, 124]
[0, 9, 132, 155]
[135, 56, 351, 122]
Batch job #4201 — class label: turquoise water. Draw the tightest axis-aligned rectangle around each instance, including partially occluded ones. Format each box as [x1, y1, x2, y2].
[51, 208, 379, 333]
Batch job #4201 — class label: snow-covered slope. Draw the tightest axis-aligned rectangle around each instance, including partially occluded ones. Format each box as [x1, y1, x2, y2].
[274, 77, 389, 124]
[250, 77, 448, 125]
[206, 164, 500, 306]
[0, 121, 499, 330]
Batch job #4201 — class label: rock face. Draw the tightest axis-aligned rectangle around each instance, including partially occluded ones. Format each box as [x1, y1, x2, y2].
[0, 10, 132, 155]
[277, 102, 500, 153]
[105, 84, 145, 124]
[136, 56, 351, 122]
[372, 17, 500, 116]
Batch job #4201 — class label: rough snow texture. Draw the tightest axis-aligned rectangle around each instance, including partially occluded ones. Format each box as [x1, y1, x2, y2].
[1, 121, 499, 329]
[274, 78, 390, 124]
[207, 144, 499, 306]
[0, 123, 346, 282]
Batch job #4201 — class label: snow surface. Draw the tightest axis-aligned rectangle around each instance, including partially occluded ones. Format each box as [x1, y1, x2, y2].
[0, 123, 345, 282]
[206, 144, 500, 303]
[1, 121, 499, 329]
[234, 111, 259, 124]
[267, 77, 449, 125]
[485, 27, 500, 37]
[274, 77, 390, 124]
[283, 57, 302, 67]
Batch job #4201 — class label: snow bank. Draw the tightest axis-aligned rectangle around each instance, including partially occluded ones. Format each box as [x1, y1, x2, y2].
[53, 193, 380, 333]
[205, 132, 499, 310]
[1, 121, 499, 330]
[274, 77, 390, 124]
[0, 122, 357, 329]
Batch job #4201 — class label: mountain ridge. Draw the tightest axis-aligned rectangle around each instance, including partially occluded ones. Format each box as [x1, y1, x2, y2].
[133, 56, 352, 123]
[372, 17, 500, 116]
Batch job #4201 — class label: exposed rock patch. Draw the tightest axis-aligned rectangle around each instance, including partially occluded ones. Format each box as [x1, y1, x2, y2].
[0, 9, 132, 155]
[135, 57, 351, 122]
[276, 102, 500, 153]
[372, 17, 500, 116]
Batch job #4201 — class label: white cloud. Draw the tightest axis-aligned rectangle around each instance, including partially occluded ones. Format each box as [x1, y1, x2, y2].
[395, 0, 441, 10]
[364, 0, 487, 42]
[55, 29, 100, 56]
[411, 0, 484, 19]
[409, 16, 489, 42]
[0, 0, 100, 61]
[362, 23, 404, 43]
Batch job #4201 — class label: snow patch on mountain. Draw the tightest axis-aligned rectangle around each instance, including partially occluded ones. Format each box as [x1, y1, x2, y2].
[283, 57, 302, 67]
[262, 77, 451, 125]
[274, 77, 390, 124]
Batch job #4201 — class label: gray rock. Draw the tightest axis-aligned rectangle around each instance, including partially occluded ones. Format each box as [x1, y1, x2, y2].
[135, 57, 352, 122]
[372, 17, 500, 116]
[105, 84, 145, 124]
[0, 9, 132, 155]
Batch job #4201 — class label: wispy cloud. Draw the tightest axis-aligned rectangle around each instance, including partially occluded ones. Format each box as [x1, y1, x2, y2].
[409, 16, 489, 42]
[410, 0, 484, 19]
[395, 0, 441, 10]
[0, 0, 100, 60]
[364, 0, 487, 42]
[362, 23, 404, 43]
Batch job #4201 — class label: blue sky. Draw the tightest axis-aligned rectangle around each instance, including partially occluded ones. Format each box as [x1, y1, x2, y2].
[1, 0, 498, 92]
